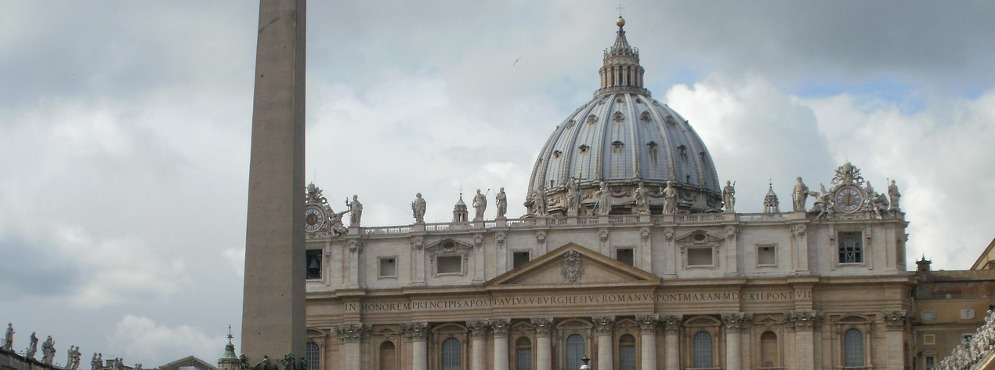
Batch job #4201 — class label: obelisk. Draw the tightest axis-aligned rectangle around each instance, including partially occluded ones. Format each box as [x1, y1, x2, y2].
[241, 0, 306, 362]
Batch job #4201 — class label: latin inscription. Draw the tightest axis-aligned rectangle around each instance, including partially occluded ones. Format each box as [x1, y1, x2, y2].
[344, 290, 811, 312]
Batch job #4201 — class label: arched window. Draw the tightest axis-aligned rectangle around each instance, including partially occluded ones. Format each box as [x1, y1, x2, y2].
[379, 341, 396, 370]
[565, 334, 585, 370]
[843, 328, 864, 367]
[442, 338, 462, 370]
[618, 334, 636, 370]
[760, 331, 778, 368]
[305, 342, 319, 370]
[692, 331, 713, 368]
[515, 337, 532, 370]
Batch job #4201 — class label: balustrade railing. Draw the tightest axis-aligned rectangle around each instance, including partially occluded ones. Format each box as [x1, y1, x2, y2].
[347, 211, 805, 238]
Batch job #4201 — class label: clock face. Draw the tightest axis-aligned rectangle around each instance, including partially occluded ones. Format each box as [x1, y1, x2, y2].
[305, 206, 326, 232]
[835, 186, 863, 213]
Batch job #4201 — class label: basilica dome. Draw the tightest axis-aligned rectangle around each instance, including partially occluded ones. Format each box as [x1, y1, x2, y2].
[526, 17, 721, 215]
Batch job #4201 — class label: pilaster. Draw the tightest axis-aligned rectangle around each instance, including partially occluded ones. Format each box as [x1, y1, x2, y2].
[635, 314, 659, 370]
[883, 311, 908, 370]
[722, 313, 748, 370]
[335, 323, 370, 370]
[661, 315, 682, 370]
[491, 319, 511, 370]
[532, 317, 554, 370]
[787, 310, 819, 370]
[592, 315, 615, 370]
[402, 322, 429, 370]
[468, 320, 490, 370]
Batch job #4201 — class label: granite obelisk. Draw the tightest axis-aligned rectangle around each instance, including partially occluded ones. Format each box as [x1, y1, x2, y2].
[241, 0, 306, 361]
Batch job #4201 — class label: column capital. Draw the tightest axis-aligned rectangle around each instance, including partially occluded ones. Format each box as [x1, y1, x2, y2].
[786, 310, 820, 331]
[531, 317, 555, 337]
[592, 315, 616, 335]
[335, 322, 370, 343]
[402, 322, 430, 342]
[882, 310, 908, 330]
[490, 319, 511, 338]
[468, 320, 491, 339]
[661, 314, 683, 333]
[721, 312, 750, 332]
[634, 314, 659, 332]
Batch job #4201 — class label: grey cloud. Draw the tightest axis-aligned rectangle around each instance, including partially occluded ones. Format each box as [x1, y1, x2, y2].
[0, 237, 82, 298]
[633, 2, 995, 96]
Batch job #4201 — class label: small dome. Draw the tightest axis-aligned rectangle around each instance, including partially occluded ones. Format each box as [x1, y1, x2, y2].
[526, 18, 721, 215]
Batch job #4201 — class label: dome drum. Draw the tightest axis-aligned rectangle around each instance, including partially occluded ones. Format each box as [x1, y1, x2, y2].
[528, 180, 720, 217]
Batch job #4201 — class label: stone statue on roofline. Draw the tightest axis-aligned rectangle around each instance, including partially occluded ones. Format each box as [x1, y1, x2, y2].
[26, 332, 38, 359]
[662, 181, 677, 214]
[472, 189, 487, 221]
[495, 187, 508, 218]
[633, 182, 649, 214]
[595, 182, 612, 215]
[41, 335, 55, 364]
[792, 177, 809, 211]
[888, 179, 901, 211]
[411, 193, 427, 223]
[2, 323, 13, 351]
[346, 195, 362, 227]
[722, 180, 735, 213]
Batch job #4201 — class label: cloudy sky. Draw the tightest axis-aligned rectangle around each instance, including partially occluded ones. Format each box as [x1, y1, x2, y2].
[2, 0, 994, 366]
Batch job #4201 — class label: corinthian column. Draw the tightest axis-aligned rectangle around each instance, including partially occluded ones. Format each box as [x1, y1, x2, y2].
[722, 313, 748, 370]
[593, 315, 615, 370]
[491, 319, 511, 370]
[468, 320, 490, 370]
[532, 318, 554, 370]
[335, 323, 370, 370]
[402, 322, 429, 370]
[635, 314, 659, 370]
[661, 315, 682, 370]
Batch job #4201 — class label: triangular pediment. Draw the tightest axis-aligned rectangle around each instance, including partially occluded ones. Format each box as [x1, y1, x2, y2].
[486, 243, 661, 289]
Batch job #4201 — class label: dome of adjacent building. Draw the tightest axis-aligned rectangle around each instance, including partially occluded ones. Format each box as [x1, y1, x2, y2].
[526, 17, 721, 215]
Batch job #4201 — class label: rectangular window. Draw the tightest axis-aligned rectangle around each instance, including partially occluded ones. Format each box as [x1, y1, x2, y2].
[838, 232, 863, 263]
[437, 255, 462, 275]
[921, 311, 936, 321]
[513, 251, 531, 269]
[926, 356, 935, 370]
[378, 257, 397, 278]
[757, 245, 776, 266]
[616, 248, 634, 266]
[923, 334, 935, 345]
[306, 249, 322, 279]
[688, 248, 713, 266]
[961, 309, 976, 319]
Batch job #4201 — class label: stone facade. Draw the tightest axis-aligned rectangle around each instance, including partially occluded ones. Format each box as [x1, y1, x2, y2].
[303, 191, 914, 369]
[300, 16, 915, 370]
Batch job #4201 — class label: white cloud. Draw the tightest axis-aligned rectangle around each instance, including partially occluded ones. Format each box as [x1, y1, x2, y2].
[223, 248, 245, 278]
[665, 74, 835, 212]
[802, 91, 995, 268]
[52, 226, 190, 308]
[108, 315, 220, 366]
